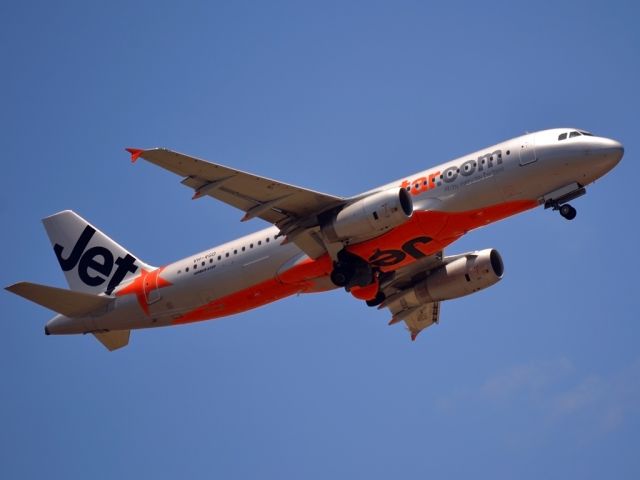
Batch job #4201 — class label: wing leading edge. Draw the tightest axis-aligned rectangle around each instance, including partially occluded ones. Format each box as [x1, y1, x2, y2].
[129, 148, 346, 258]
[130, 148, 343, 225]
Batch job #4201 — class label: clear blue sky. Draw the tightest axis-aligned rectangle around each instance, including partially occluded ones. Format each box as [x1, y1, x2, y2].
[2, 1, 639, 478]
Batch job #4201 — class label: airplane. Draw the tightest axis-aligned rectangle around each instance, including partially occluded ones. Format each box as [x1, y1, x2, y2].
[6, 128, 623, 351]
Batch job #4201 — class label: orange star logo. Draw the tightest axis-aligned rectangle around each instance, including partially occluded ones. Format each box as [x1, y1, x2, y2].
[115, 267, 172, 316]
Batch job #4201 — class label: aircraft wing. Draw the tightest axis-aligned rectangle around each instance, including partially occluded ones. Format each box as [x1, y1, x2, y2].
[128, 147, 344, 226]
[377, 251, 445, 340]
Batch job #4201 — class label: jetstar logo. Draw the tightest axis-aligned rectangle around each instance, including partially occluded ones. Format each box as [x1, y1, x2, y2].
[54, 225, 138, 295]
[401, 149, 503, 196]
[369, 236, 432, 268]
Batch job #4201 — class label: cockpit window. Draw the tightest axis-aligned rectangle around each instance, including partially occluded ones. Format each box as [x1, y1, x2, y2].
[559, 130, 594, 141]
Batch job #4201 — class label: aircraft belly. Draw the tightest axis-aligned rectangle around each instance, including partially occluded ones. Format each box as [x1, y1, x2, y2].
[203, 243, 300, 298]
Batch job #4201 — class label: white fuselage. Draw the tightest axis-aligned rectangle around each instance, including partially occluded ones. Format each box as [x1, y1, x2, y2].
[45, 128, 623, 335]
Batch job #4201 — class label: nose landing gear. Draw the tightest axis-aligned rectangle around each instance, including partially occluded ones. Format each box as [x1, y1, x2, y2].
[546, 200, 577, 220]
[542, 183, 585, 221]
[559, 204, 577, 220]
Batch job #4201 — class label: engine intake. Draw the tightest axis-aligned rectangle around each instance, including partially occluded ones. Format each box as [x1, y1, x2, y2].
[323, 188, 413, 243]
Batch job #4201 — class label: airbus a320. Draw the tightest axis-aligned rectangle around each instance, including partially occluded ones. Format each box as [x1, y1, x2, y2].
[7, 128, 623, 350]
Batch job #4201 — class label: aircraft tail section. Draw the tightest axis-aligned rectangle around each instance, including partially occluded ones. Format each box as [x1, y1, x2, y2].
[42, 210, 152, 295]
[5, 281, 131, 351]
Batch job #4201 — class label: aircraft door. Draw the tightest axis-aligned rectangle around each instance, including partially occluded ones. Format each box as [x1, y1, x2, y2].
[519, 136, 537, 166]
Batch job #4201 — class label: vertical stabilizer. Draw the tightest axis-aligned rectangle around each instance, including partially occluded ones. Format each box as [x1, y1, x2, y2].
[42, 210, 153, 295]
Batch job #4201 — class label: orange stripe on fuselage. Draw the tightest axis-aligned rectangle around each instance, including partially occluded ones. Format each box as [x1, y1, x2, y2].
[347, 198, 538, 271]
[174, 199, 537, 325]
[174, 278, 314, 324]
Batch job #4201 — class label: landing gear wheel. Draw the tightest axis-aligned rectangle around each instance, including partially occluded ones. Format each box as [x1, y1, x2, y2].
[559, 204, 577, 220]
[330, 265, 354, 287]
[366, 291, 386, 307]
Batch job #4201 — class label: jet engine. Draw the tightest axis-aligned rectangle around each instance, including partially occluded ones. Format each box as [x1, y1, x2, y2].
[387, 249, 504, 306]
[322, 188, 413, 243]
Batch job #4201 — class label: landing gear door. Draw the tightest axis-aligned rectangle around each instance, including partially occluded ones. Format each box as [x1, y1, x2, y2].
[519, 135, 537, 166]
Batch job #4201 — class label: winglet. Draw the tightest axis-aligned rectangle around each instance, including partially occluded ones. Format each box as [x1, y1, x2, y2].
[125, 148, 144, 163]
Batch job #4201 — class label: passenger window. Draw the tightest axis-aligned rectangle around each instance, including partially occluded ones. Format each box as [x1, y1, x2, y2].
[185, 267, 189, 272]
[201, 261, 205, 266]
[225, 252, 229, 257]
[558, 133, 567, 140]
[242, 246, 245, 251]
[569, 131, 581, 138]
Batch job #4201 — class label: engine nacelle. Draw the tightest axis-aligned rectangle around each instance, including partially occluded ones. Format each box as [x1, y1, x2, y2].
[418, 249, 504, 302]
[388, 249, 504, 307]
[322, 188, 413, 243]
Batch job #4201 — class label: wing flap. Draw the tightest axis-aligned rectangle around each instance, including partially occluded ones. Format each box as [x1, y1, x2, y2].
[377, 251, 445, 340]
[400, 301, 440, 341]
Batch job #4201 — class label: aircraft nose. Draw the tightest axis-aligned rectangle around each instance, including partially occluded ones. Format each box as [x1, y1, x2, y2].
[591, 137, 624, 172]
[598, 137, 624, 160]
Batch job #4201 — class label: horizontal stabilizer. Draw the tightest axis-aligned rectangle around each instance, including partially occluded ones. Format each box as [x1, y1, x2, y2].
[93, 330, 130, 351]
[5, 282, 111, 317]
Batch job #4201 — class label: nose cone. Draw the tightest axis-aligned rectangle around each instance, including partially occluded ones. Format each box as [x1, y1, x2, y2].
[588, 137, 624, 176]
[598, 138, 624, 164]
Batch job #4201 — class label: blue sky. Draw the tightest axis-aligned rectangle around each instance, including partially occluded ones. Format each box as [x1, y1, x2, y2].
[1, 1, 639, 478]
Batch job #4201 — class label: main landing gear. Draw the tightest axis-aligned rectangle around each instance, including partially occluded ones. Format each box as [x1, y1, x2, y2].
[330, 250, 374, 289]
[330, 249, 389, 305]
[365, 291, 386, 307]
